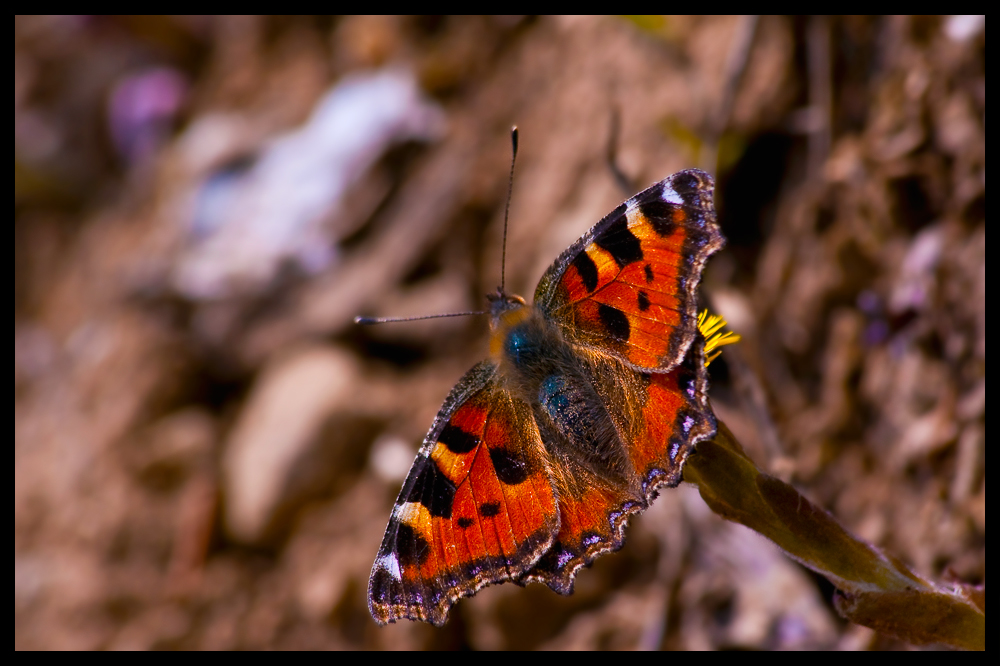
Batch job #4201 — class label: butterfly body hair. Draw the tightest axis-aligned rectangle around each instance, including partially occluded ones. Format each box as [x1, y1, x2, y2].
[489, 298, 638, 499]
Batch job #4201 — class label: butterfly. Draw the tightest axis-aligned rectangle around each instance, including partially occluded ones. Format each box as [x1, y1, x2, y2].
[369, 168, 724, 626]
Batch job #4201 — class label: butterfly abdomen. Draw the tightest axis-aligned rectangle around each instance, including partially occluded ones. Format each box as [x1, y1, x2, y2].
[536, 373, 615, 459]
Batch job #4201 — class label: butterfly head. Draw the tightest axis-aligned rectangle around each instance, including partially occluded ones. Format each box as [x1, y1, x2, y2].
[486, 287, 531, 356]
[486, 287, 526, 324]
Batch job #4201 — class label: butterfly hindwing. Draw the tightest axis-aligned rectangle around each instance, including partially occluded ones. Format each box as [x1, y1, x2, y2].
[534, 169, 724, 371]
[624, 334, 715, 491]
[522, 336, 716, 591]
[369, 361, 559, 626]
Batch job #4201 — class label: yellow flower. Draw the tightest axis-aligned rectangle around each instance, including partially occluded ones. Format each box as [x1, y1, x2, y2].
[698, 310, 741, 366]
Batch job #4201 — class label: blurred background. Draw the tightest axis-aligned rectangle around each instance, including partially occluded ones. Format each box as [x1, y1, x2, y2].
[15, 16, 984, 649]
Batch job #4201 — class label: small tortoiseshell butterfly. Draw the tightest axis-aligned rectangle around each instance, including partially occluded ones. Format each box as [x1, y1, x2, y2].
[369, 166, 724, 626]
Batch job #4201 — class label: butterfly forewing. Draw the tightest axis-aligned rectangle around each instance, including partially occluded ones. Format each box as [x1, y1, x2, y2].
[369, 361, 559, 626]
[534, 169, 723, 371]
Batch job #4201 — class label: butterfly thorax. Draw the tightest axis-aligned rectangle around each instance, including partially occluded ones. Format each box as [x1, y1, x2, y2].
[485, 288, 627, 478]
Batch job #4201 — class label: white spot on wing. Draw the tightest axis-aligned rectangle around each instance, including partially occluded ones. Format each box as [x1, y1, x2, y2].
[661, 182, 684, 205]
[392, 501, 429, 527]
[375, 553, 402, 580]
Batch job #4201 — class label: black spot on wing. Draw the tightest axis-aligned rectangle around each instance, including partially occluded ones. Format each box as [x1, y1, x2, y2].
[479, 501, 501, 517]
[571, 251, 599, 292]
[644, 263, 654, 283]
[637, 291, 650, 311]
[393, 522, 430, 566]
[670, 171, 701, 194]
[594, 215, 643, 268]
[638, 199, 677, 237]
[401, 457, 456, 519]
[438, 422, 479, 453]
[457, 516, 474, 529]
[369, 566, 399, 605]
[597, 303, 630, 342]
[490, 448, 530, 485]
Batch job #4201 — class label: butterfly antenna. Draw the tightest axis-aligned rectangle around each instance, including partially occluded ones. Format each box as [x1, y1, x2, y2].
[500, 126, 519, 294]
[354, 311, 486, 325]
[357, 128, 517, 327]
[605, 105, 634, 195]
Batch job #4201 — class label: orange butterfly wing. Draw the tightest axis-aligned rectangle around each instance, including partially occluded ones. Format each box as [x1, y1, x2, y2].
[368, 361, 559, 626]
[521, 335, 716, 592]
[534, 169, 723, 371]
